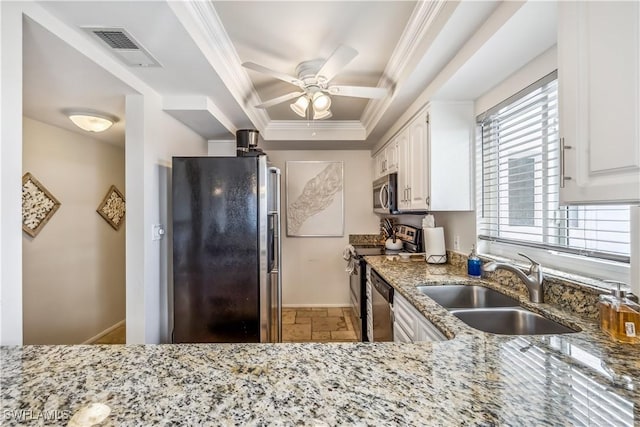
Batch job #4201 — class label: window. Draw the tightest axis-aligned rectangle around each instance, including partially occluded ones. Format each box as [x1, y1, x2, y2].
[477, 71, 631, 279]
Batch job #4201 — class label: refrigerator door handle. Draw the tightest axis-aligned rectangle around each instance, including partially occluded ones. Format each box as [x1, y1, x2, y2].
[269, 167, 282, 342]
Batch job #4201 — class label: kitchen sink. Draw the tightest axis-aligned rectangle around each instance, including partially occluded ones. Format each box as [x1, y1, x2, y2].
[450, 307, 578, 335]
[416, 285, 519, 309]
[416, 284, 577, 335]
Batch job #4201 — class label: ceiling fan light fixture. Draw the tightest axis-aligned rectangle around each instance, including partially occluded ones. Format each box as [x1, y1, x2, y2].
[66, 110, 118, 132]
[313, 109, 332, 120]
[312, 92, 331, 112]
[290, 96, 309, 117]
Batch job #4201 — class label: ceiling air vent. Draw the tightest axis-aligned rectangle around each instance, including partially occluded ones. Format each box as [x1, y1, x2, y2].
[84, 27, 161, 68]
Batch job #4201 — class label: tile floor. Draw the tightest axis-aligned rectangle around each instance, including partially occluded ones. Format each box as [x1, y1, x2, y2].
[91, 308, 358, 344]
[282, 307, 358, 343]
[92, 325, 126, 344]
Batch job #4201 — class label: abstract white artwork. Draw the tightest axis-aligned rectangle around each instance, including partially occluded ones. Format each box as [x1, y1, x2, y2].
[286, 161, 344, 237]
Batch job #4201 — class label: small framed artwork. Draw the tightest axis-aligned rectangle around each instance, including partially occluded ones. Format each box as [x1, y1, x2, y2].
[22, 172, 61, 238]
[97, 185, 126, 230]
[286, 160, 344, 237]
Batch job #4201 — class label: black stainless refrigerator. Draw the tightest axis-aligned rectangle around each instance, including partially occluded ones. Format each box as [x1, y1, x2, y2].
[172, 155, 282, 343]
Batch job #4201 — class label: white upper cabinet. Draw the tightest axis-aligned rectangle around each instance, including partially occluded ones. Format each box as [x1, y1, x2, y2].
[407, 111, 430, 210]
[385, 141, 398, 174]
[558, 1, 640, 204]
[373, 139, 399, 180]
[378, 101, 473, 212]
[397, 129, 412, 210]
[428, 101, 474, 211]
[397, 115, 424, 210]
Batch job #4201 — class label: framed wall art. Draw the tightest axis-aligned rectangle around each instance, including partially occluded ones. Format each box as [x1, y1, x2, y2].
[97, 185, 126, 230]
[286, 161, 344, 237]
[22, 172, 61, 238]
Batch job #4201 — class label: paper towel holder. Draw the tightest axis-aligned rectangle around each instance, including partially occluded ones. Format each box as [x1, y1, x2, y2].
[426, 254, 447, 264]
[423, 226, 447, 264]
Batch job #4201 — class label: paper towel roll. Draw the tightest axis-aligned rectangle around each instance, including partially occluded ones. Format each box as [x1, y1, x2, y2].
[424, 227, 446, 264]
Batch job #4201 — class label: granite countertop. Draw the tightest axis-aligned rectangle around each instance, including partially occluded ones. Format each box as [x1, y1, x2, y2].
[2, 258, 639, 426]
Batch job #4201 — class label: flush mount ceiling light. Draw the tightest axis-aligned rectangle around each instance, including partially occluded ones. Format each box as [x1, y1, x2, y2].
[65, 110, 119, 132]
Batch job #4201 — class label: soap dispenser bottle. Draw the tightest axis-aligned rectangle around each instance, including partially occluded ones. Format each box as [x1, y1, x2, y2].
[599, 281, 640, 344]
[467, 245, 482, 278]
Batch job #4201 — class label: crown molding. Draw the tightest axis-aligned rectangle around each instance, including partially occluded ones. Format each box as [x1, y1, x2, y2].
[168, 1, 269, 131]
[361, 0, 452, 138]
[171, 0, 453, 143]
[263, 120, 365, 141]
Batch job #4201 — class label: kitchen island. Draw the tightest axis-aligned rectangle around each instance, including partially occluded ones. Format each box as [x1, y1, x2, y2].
[2, 258, 639, 425]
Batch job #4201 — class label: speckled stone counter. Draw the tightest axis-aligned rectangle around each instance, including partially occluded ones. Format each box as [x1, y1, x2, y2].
[2, 258, 640, 426]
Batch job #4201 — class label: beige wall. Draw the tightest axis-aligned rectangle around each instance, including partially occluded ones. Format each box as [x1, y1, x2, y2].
[22, 117, 125, 344]
[267, 150, 380, 307]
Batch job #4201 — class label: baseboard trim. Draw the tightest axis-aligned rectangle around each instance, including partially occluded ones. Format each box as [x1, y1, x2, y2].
[83, 319, 126, 344]
[282, 304, 350, 308]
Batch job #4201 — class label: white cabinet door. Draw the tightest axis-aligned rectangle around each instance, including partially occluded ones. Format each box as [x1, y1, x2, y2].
[393, 292, 446, 343]
[393, 103, 473, 212]
[392, 292, 416, 341]
[559, 1, 640, 204]
[385, 140, 399, 174]
[396, 114, 428, 211]
[415, 315, 447, 342]
[408, 112, 430, 210]
[428, 102, 474, 211]
[393, 322, 412, 343]
[396, 130, 411, 210]
[373, 150, 386, 180]
[374, 140, 398, 180]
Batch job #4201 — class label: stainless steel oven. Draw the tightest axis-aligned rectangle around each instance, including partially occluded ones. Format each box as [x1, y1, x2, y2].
[373, 173, 398, 214]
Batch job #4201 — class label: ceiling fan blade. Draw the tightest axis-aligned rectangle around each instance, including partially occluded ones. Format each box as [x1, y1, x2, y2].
[254, 91, 305, 109]
[315, 45, 358, 82]
[242, 62, 303, 87]
[327, 85, 389, 99]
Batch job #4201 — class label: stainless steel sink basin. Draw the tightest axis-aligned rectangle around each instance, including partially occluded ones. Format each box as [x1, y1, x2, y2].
[416, 285, 519, 309]
[450, 307, 578, 335]
[416, 284, 577, 335]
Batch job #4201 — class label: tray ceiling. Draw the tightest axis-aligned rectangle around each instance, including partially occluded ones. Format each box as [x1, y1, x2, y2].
[26, 0, 559, 149]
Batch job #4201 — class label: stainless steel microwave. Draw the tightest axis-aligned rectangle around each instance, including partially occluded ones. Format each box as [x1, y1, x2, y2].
[373, 173, 398, 214]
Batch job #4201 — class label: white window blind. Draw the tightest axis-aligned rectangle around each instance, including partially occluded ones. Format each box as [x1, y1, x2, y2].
[477, 71, 631, 264]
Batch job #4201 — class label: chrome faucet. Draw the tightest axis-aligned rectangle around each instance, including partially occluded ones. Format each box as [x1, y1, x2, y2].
[482, 253, 544, 303]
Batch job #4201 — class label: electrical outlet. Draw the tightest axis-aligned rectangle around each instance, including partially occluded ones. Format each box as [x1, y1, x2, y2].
[454, 235, 460, 251]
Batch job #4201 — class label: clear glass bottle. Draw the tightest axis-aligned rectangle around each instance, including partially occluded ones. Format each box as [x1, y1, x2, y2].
[467, 245, 482, 278]
[599, 282, 640, 344]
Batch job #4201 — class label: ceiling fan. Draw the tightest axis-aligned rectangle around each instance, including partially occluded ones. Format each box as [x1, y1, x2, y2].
[242, 45, 389, 120]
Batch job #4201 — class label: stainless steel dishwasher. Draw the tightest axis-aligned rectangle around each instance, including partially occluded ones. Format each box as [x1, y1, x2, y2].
[369, 268, 394, 342]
